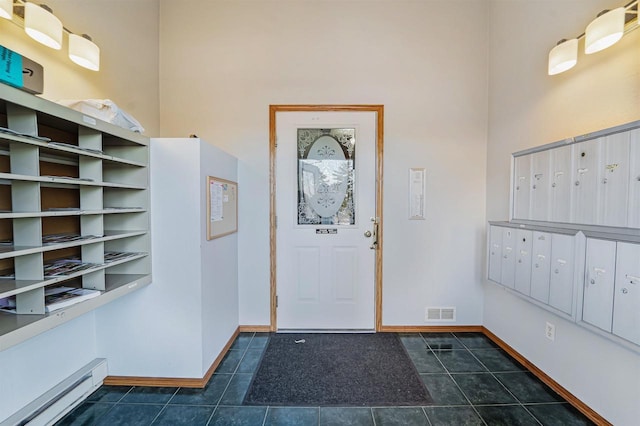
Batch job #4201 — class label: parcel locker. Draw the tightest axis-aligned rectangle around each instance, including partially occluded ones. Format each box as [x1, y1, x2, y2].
[549, 145, 572, 223]
[488, 226, 502, 283]
[598, 132, 630, 227]
[513, 155, 531, 220]
[629, 129, 640, 228]
[530, 150, 551, 221]
[514, 229, 533, 296]
[501, 228, 516, 289]
[582, 238, 616, 332]
[548, 233, 575, 315]
[530, 231, 552, 303]
[612, 242, 640, 345]
[572, 138, 600, 225]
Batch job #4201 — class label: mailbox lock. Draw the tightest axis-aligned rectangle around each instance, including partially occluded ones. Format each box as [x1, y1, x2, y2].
[590, 279, 596, 285]
[621, 288, 629, 294]
[574, 181, 580, 186]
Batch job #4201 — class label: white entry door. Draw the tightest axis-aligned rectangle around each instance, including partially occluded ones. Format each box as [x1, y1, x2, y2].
[275, 111, 377, 330]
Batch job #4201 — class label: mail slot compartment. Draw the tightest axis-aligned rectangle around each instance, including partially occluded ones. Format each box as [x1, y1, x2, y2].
[488, 225, 502, 283]
[514, 229, 532, 296]
[598, 132, 630, 227]
[548, 233, 575, 315]
[501, 227, 516, 289]
[571, 138, 600, 225]
[513, 155, 531, 220]
[530, 231, 552, 303]
[612, 242, 640, 345]
[582, 238, 616, 332]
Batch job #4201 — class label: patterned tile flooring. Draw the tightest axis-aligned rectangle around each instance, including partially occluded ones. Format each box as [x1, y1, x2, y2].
[56, 332, 595, 425]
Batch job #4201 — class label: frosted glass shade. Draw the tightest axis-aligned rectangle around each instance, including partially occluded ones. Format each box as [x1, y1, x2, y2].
[0, 0, 12, 20]
[24, 3, 62, 49]
[585, 7, 625, 54]
[69, 34, 100, 71]
[548, 38, 578, 75]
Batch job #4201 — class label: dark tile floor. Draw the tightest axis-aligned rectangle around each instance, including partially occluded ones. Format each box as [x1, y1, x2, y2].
[56, 332, 595, 425]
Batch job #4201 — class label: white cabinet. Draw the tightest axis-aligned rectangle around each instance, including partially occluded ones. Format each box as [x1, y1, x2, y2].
[549, 233, 575, 315]
[514, 229, 532, 295]
[488, 226, 502, 283]
[598, 132, 630, 227]
[612, 242, 640, 345]
[513, 155, 531, 220]
[549, 145, 572, 223]
[582, 239, 616, 332]
[530, 231, 551, 303]
[571, 139, 600, 225]
[629, 129, 640, 228]
[501, 228, 516, 288]
[530, 151, 551, 221]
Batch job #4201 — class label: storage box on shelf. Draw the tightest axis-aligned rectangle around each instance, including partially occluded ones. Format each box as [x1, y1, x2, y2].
[0, 84, 151, 351]
[489, 120, 640, 353]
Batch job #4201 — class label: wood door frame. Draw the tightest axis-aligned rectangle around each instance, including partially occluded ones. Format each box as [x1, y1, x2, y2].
[269, 105, 384, 332]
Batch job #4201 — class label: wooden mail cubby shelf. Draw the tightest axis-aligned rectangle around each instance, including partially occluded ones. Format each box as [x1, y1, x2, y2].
[0, 84, 151, 351]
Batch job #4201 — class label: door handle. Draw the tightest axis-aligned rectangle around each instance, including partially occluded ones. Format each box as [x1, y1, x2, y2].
[370, 217, 379, 250]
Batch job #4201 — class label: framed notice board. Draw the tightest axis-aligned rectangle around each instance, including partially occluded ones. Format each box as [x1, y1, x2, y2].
[207, 176, 238, 240]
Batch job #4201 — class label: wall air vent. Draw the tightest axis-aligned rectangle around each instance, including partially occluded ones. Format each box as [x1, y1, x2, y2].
[425, 307, 456, 322]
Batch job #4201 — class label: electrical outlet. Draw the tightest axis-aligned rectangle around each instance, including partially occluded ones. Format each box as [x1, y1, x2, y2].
[545, 322, 555, 341]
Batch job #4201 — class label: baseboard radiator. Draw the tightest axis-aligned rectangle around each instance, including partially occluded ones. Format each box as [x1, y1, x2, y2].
[1, 358, 108, 426]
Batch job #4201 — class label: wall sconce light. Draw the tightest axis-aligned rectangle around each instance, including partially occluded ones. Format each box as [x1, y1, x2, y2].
[68, 33, 100, 71]
[548, 0, 638, 75]
[24, 2, 62, 49]
[0, 0, 12, 20]
[3, 1, 100, 71]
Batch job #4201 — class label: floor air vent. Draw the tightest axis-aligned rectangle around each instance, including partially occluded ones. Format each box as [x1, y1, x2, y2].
[425, 307, 456, 322]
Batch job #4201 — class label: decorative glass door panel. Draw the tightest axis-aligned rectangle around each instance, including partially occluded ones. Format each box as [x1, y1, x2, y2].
[297, 128, 355, 226]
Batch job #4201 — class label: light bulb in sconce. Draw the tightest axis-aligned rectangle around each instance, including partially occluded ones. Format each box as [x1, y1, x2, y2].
[24, 2, 63, 49]
[548, 38, 578, 75]
[585, 7, 625, 54]
[69, 34, 100, 71]
[0, 0, 12, 20]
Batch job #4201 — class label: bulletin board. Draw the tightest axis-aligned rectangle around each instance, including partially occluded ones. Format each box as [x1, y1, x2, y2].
[206, 176, 238, 240]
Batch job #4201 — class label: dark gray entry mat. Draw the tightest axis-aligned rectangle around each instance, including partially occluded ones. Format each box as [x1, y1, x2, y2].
[243, 333, 432, 406]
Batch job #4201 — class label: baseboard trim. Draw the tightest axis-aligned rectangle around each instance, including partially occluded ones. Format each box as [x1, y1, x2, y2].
[239, 325, 272, 333]
[379, 325, 483, 333]
[103, 327, 240, 389]
[481, 326, 611, 426]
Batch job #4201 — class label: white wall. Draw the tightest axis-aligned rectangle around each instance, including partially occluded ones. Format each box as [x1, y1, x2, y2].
[96, 138, 239, 378]
[0, 314, 97, 422]
[0, 0, 160, 135]
[199, 142, 239, 373]
[486, 1, 640, 424]
[158, 0, 489, 327]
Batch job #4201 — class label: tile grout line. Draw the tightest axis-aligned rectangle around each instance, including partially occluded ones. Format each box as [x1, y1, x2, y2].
[463, 342, 545, 426]
[206, 332, 256, 425]
[430, 332, 489, 426]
